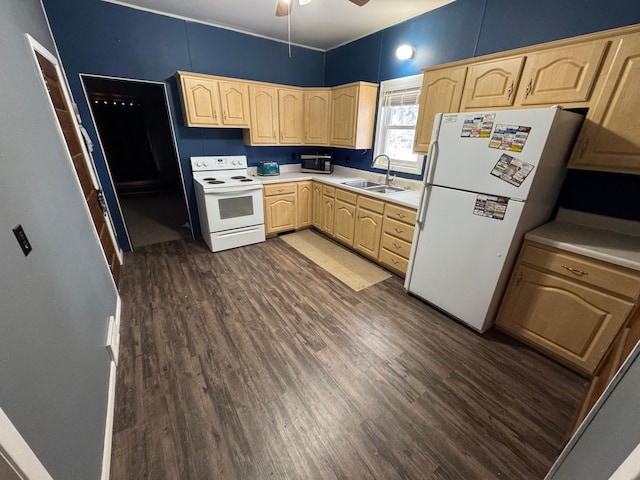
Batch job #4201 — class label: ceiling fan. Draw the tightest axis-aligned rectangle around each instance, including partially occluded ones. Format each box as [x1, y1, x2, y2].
[276, 0, 370, 17]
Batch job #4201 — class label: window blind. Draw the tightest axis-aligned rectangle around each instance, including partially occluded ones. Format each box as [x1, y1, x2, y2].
[382, 87, 420, 107]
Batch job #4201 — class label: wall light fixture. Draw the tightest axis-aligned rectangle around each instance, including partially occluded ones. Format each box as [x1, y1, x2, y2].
[396, 44, 415, 60]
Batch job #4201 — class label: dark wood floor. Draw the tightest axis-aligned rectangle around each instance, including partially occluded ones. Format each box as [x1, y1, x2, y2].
[111, 236, 588, 480]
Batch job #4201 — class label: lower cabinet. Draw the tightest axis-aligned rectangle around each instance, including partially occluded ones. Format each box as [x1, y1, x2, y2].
[321, 185, 335, 236]
[311, 182, 322, 229]
[354, 196, 385, 260]
[264, 183, 297, 235]
[378, 203, 417, 276]
[496, 241, 640, 375]
[297, 181, 312, 228]
[334, 189, 357, 247]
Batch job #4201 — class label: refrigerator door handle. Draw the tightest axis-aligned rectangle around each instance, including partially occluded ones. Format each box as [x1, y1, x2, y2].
[423, 113, 443, 187]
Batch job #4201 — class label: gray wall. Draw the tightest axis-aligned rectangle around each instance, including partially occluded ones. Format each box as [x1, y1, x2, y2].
[0, 0, 119, 478]
[547, 344, 640, 479]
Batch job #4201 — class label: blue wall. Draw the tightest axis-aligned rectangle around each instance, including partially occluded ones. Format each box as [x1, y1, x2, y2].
[43, 0, 640, 250]
[324, 0, 640, 220]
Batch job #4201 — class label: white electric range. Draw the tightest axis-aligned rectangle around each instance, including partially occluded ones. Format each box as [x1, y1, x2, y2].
[191, 156, 265, 252]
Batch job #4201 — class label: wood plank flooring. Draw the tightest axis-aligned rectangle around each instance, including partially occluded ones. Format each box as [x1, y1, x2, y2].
[111, 237, 588, 479]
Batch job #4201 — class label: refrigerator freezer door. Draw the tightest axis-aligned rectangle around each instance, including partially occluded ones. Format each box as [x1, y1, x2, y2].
[427, 108, 563, 200]
[405, 185, 525, 332]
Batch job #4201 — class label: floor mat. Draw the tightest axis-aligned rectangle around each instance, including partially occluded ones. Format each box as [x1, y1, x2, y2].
[281, 229, 392, 291]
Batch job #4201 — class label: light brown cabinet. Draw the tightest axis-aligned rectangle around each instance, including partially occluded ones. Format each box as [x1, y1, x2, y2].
[311, 182, 322, 229]
[568, 32, 640, 174]
[460, 55, 525, 110]
[247, 84, 279, 145]
[354, 195, 385, 259]
[297, 181, 312, 228]
[263, 183, 297, 235]
[378, 204, 417, 276]
[413, 65, 467, 154]
[516, 39, 610, 106]
[496, 241, 640, 375]
[321, 185, 335, 236]
[333, 189, 358, 247]
[304, 90, 331, 145]
[177, 72, 250, 128]
[278, 88, 304, 145]
[330, 82, 379, 149]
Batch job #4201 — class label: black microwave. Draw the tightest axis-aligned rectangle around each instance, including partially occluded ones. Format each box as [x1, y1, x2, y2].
[301, 154, 333, 174]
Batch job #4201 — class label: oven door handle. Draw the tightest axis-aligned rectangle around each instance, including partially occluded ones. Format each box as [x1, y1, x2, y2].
[205, 185, 263, 195]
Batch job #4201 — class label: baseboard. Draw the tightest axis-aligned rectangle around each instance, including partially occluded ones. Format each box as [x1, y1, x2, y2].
[101, 296, 121, 480]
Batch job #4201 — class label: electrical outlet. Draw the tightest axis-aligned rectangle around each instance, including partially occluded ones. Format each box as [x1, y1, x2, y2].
[12, 225, 32, 256]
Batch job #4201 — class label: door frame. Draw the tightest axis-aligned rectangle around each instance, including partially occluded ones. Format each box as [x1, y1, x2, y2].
[79, 73, 194, 251]
[26, 34, 123, 276]
[0, 407, 54, 480]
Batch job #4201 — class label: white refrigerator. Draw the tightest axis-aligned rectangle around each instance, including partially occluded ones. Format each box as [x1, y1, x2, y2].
[404, 107, 584, 332]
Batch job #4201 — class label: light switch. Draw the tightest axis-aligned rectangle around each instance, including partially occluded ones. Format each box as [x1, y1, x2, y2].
[12, 224, 32, 256]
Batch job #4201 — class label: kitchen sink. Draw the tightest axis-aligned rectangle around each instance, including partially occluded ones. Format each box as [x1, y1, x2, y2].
[342, 180, 382, 188]
[365, 185, 405, 194]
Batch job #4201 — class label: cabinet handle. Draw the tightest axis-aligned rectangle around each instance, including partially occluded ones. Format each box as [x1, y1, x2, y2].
[562, 265, 589, 276]
[273, 131, 276, 139]
[507, 81, 514, 100]
[525, 79, 532, 98]
[391, 258, 399, 264]
[213, 111, 218, 120]
[394, 228, 403, 234]
[223, 110, 227, 120]
[516, 271, 523, 286]
[581, 138, 589, 154]
[393, 243, 402, 250]
[397, 213, 406, 219]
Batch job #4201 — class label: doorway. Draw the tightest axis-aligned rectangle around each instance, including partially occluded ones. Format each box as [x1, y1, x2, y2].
[81, 75, 192, 249]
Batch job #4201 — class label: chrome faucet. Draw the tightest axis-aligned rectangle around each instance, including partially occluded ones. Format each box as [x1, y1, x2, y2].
[372, 154, 395, 186]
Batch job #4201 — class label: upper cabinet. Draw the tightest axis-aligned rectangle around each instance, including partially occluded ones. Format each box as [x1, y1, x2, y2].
[460, 56, 525, 110]
[278, 88, 304, 145]
[516, 39, 610, 106]
[413, 65, 467, 154]
[330, 82, 379, 149]
[568, 32, 640, 174]
[246, 84, 279, 145]
[304, 89, 331, 145]
[177, 72, 249, 128]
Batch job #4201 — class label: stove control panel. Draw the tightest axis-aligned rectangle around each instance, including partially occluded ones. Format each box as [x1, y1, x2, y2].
[191, 155, 248, 171]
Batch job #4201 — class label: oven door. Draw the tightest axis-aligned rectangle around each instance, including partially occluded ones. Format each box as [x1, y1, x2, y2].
[203, 185, 264, 233]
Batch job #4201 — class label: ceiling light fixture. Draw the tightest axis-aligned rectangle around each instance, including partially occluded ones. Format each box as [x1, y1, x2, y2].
[396, 44, 415, 60]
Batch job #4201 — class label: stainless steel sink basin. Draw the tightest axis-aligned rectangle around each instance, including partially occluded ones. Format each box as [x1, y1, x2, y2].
[365, 185, 405, 194]
[342, 180, 382, 188]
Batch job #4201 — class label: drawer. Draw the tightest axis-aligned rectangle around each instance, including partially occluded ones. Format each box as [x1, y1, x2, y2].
[380, 232, 412, 260]
[322, 185, 335, 198]
[357, 195, 385, 214]
[264, 183, 297, 196]
[522, 243, 640, 300]
[383, 217, 415, 243]
[385, 203, 417, 225]
[379, 248, 409, 275]
[336, 188, 357, 205]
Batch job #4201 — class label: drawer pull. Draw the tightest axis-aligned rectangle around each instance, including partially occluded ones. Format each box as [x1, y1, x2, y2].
[562, 265, 588, 276]
[394, 228, 403, 233]
[393, 243, 402, 250]
[397, 213, 406, 218]
[516, 271, 523, 286]
[391, 258, 399, 264]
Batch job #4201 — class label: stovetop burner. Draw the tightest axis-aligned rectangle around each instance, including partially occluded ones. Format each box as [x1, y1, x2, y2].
[240, 178, 253, 182]
[231, 175, 247, 180]
[203, 177, 217, 181]
[207, 180, 225, 184]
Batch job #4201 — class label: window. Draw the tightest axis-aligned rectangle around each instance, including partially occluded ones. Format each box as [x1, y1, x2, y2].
[373, 74, 424, 175]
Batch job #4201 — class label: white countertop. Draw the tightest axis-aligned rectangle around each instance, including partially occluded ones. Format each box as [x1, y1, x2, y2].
[525, 209, 640, 271]
[249, 164, 422, 209]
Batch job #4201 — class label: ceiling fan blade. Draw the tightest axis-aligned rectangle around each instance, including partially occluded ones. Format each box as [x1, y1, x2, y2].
[348, 0, 369, 5]
[275, 0, 292, 16]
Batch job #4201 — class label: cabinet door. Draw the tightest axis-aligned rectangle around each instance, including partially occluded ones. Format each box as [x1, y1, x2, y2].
[311, 182, 322, 229]
[517, 40, 609, 106]
[297, 181, 312, 228]
[278, 88, 304, 144]
[248, 84, 279, 144]
[218, 81, 250, 126]
[321, 195, 335, 236]
[334, 199, 356, 247]
[460, 56, 525, 110]
[354, 208, 383, 259]
[330, 85, 358, 147]
[496, 265, 634, 374]
[414, 66, 467, 153]
[304, 90, 331, 145]
[568, 32, 640, 174]
[180, 76, 222, 127]
[264, 193, 297, 234]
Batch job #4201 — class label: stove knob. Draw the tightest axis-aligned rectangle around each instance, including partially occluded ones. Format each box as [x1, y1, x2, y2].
[196, 160, 202, 167]
[233, 160, 239, 166]
[202, 160, 209, 167]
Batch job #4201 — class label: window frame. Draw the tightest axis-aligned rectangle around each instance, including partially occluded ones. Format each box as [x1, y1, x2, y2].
[372, 74, 424, 175]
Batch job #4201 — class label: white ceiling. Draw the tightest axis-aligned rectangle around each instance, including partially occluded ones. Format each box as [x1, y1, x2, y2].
[105, 0, 456, 51]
